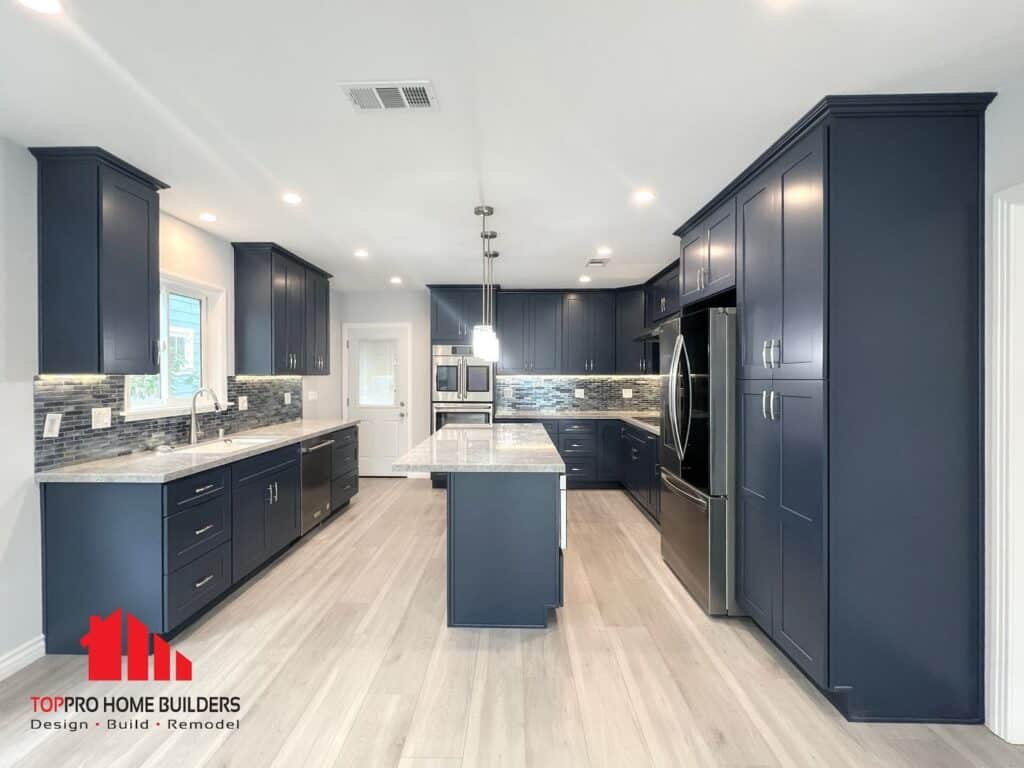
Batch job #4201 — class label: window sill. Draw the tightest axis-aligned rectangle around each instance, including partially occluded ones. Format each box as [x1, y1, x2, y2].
[121, 402, 234, 423]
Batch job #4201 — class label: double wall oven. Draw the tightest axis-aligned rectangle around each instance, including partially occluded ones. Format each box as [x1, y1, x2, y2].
[431, 345, 494, 486]
[659, 307, 739, 616]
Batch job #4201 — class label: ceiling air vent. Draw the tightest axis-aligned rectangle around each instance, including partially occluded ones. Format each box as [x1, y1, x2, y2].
[586, 258, 609, 268]
[340, 81, 437, 111]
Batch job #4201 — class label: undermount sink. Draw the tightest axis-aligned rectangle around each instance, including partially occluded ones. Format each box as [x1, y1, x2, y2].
[179, 436, 279, 454]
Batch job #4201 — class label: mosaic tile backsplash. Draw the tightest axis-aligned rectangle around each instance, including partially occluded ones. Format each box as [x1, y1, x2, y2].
[34, 376, 303, 471]
[496, 375, 660, 413]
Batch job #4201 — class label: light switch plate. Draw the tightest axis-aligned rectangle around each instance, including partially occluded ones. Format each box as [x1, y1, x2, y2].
[308, 390, 318, 401]
[622, 388, 633, 399]
[91, 407, 112, 429]
[574, 388, 585, 399]
[238, 396, 248, 411]
[284, 392, 292, 405]
[43, 413, 62, 438]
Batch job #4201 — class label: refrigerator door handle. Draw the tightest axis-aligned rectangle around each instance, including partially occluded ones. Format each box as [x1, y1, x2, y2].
[661, 469, 707, 507]
[668, 333, 684, 460]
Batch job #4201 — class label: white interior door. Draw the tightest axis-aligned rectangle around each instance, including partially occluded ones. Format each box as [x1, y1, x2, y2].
[344, 323, 410, 476]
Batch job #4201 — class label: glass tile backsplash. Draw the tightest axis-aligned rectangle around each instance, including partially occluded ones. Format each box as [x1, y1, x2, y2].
[495, 375, 660, 413]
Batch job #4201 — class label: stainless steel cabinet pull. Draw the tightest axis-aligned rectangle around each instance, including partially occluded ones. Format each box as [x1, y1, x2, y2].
[267, 483, 274, 503]
[571, 443, 581, 448]
[273, 481, 279, 503]
[762, 390, 768, 420]
[769, 390, 777, 421]
[762, 339, 769, 368]
[770, 338, 780, 368]
[313, 508, 322, 519]
[306, 439, 335, 452]
[194, 483, 215, 495]
[194, 575, 213, 590]
[194, 524, 214, 536]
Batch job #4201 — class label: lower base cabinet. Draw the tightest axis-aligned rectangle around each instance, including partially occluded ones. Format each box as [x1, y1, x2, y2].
[330, 425, 359, 510]
[621, 424, 660, 523]
[232, 445, 300, 583]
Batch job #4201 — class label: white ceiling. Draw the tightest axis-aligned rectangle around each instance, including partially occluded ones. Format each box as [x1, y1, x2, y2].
[1, 0, 1022, 290]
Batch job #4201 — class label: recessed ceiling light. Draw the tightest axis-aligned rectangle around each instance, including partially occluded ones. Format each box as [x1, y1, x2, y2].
[353, 248, 369, 259]
[596, 245, 613, 257]
[282, 192, 303, 206]
[17, 0, 63, 14]
[198, 212, 217, 223]
[578, 275, 592, 283]
[631, 188, 656, 206]
[389, 276, 403, 285]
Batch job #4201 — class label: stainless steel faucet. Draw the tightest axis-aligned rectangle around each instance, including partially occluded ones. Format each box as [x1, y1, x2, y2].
[190, 388, 223, 445]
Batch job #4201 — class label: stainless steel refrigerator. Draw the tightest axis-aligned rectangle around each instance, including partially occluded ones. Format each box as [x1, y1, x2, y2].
[659, 307, 740, 616]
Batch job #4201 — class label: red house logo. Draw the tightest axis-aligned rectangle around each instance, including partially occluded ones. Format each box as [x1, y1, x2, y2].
[80, 609, 192, 682]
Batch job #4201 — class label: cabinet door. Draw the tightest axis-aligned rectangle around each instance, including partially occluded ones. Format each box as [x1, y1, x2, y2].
[679, 226, 707, 306]
[272, 253, 291, 374]
[267, 466, 300, 556]
[286, 259, 306, 372]
[232, 477, 271, 583]
[497, 292, 528, 373]
[318, 274, 330, 374]
[529, 293, 562, 373]
[774, 130, 825, 380]
[304, 270, 318, 374]
[736, 170, 781, 379]
[736, 380, 777, 633]
[98, 165, 160, 374]
[431, 289, 464, 342]
[615, 287, 646, 374]
[590, 292, 617, 373]
[561, 293, 589, 373]
[705, 197, 737, 295]
[460, 291, 483, 340]
[597, 421, 622, 482]
[661, 265, 680, 318]
[773, 380, 827, 686]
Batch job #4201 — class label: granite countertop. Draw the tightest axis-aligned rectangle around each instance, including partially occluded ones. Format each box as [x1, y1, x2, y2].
[494, 409, 661, 436]
[35, 418, 360, 484]
[393, 423, 565, 474]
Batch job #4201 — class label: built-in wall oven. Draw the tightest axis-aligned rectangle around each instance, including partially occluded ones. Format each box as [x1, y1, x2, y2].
[432, 402, 494, 432]
[659, 307, 739, 616]
[432, 345, 493, 403]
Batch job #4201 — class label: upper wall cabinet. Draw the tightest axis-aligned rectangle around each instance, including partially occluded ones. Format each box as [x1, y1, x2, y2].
[429, 286, 484, 344]
[562, 291, 615, 374]
[31, 147, 168, 375]
[680, 197, 736, 307]
[496, 291, 562, 373]
[645, 262, 680, 326]
[234, 243, 332, 376]
[615, 286, 655, 374]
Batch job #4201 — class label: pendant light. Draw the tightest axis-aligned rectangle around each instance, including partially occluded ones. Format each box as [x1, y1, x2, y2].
[472, 205, 500, 362]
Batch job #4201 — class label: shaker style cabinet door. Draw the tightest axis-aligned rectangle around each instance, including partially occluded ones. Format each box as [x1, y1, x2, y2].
[590, 292, 617, 374]
[497, 292, 528, 373]
[704, 197, 737, 296]
[561, 293, 590, 373]
[528, 292, 563, 373]
[679, 225, 707, 306]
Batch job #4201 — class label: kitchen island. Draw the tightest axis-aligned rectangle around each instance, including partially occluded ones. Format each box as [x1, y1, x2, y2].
[393, 423, 566, 628]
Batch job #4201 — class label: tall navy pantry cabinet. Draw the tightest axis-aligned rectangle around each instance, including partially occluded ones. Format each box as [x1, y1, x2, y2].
[690, 93, 994, 723]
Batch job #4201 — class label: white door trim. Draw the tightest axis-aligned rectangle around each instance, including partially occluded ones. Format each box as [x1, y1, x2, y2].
[341, 322, 413, 473]
[986, 183, 1024, 744]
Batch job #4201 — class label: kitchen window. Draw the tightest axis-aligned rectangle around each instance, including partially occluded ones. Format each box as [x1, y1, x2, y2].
[124, 276, 227, 420]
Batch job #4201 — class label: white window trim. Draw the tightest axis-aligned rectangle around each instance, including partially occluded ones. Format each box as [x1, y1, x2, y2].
[123, 273, 229, 422]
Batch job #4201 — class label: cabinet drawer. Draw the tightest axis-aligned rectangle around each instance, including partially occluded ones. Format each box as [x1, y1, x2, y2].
[233, 444, 299, 485]
[559, 434, 595, 456]
[332, 470, 359, 509]
[559, 420, 594, 436]
[331, 427, 357, 447]
[164, 493, 230, 573]
[333, 441, 358, 478]
[564, 457, 596, 481]
[164, 542, 232, 630]
[165, 467, 228, 512]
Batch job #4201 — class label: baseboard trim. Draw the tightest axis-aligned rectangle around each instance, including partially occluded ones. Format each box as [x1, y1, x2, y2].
[0, 635, 45, 682]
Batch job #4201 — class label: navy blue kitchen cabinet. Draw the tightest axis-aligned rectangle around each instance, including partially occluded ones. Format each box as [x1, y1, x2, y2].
[620, 423, 659, 523]
[232, 446, 300, 583]
[234, 242, 332, 375]
[430, 286, 484, 344]
[614, 286, 655, 374]
[597, 420, 622, 482]
[497, 291, 562, 373]
[680, 198, 736, 307]
[562, 291, 615, 374]
[31, 147, 167, 375]
[645, 261, 680, 325]
[689, 93, 993, 722]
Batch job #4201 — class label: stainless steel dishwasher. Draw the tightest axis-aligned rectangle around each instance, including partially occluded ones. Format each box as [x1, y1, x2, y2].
[301, 436, 334, 534]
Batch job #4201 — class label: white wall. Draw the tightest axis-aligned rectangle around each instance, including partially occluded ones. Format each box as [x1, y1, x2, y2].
[309, 289, 431, 445]
[0, 137, 42, 675]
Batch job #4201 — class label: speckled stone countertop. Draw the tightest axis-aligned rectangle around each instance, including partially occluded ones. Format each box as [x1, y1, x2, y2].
[35, 418, 360, 484]
[494, 409, 660, 435]
[393, 423, 565, 474]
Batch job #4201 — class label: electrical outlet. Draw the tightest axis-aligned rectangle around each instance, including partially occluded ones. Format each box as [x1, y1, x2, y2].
[238, 396, 248, 411]
[574, 388, 585, 399]
[43, 413, 62, 438]
[284, 392, 292, 405]
[91, 407, 112, 429]
[308, 390, 318, 401]
[622, 388, 633, 399]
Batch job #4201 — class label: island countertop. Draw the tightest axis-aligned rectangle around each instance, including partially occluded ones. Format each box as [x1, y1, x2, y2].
[35, 418, 360, 484]
[392, 423, 565, 474]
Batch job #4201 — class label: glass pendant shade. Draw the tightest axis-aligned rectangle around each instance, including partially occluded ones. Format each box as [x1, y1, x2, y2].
[472, 324, 500, 362]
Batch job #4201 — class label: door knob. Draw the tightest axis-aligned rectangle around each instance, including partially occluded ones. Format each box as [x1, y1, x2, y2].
[400, 401, 406, 407]
[399, 412, 406, 418]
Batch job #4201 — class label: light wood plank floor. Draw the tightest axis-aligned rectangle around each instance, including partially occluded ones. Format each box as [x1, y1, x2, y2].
[2, 478, 1022, 767]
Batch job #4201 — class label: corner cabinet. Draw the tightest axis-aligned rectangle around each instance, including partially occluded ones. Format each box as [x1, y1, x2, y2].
[645, 262, 680, 325]
[429, 286, 484, 344]
[31, 147, 167, 374]
[615, 286, 655, 374]
[234, 242, 333, 376]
